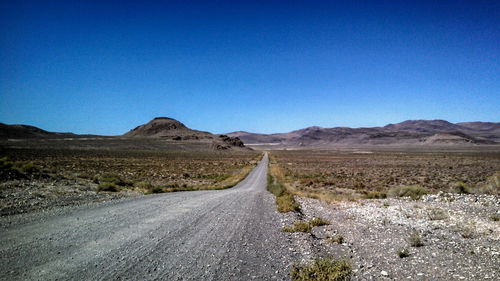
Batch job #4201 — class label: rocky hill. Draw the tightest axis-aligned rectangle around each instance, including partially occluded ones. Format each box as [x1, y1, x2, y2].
[122, 117, 245, 150]
[1, 117, 246, 151]
[228, 120, 499, 147]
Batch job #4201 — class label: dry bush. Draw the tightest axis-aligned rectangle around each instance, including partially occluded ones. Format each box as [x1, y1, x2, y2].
[291, 257, 351, 281]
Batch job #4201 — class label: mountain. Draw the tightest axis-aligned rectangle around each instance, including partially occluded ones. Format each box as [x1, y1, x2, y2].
[227, 120, 499, 147]
[0, 123, 85, 139]
[122, 117, 245, 150]
[1, 117, 247, 151]
[123, 117, 212, 139]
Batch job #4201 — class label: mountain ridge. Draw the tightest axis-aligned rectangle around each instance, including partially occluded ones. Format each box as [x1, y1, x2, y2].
[227, 120, 500, 147]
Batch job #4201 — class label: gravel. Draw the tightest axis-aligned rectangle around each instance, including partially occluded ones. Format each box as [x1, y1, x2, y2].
[277, 192, 500, 280]
[0, 153, 299, 280]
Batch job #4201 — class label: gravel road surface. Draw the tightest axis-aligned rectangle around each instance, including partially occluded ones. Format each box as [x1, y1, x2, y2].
[0, 153, 296, 280]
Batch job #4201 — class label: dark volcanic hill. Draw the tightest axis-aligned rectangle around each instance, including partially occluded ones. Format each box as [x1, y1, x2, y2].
[122, 117, 245, 150]
[123, 117, 212, 138]
[227, 120, 500, 147]
[1, 118, 246, 151]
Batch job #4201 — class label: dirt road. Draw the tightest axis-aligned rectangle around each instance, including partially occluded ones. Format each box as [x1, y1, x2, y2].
[0, 153, 296, 280]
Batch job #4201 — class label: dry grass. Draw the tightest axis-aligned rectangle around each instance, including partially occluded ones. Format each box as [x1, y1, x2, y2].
[268, 150, 500, 202]
[283, 221, 311, 233]
[327, 235, 344, 244]
[291, 257, 351, 281]
[267, 159, 301, 213]
[1, 148, 260, 194]
[310, 217, 330, 227]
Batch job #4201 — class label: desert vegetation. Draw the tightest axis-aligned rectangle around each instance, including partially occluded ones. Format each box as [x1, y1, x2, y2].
[268, 150, 500, 202]
[291, 257, 352, 281]
[0, 148, 260, 215]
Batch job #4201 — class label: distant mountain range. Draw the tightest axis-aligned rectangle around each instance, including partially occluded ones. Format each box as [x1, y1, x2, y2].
[2, 119, 499, 149]
[228, 120, 500, 147]
[0, 117, 246, 151]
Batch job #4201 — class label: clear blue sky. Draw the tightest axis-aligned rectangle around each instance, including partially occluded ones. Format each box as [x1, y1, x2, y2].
[1, 0, 499, 135]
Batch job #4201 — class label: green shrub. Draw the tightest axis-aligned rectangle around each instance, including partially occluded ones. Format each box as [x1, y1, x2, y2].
[388, 185, 428, 200]
[291, 257, 351, 281]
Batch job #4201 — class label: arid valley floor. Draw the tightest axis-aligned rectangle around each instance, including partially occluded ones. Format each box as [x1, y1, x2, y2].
[1, 119, 499, 280]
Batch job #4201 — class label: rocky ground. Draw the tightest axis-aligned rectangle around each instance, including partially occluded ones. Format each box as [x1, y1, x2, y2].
[0, 179, 140, 216]
[278, 193, 500, 280]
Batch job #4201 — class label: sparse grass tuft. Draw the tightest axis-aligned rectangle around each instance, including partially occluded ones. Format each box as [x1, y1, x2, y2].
[291, 257, 351, 281]
[363, 191, 387, 199]
[97, 182, 119, 192]
[20, 162, 39, 173]
[427, 207, 448, 220]
[457, 224, 475, 239]
[388, 185, 428, 200]
[398, 248, 409, 258]
[450, 181, 472, 194]
[98, 173, 132, 187]
[310, 217, 330, 227]
[276, 194, 301, 212]
[408, 232, 424, 247]
[267, 167, 301, 213]
[282, 221, 311, 233]
[327, 235, 344, 244]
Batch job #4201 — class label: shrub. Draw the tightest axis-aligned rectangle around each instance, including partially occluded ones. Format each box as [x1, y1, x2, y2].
[282, 221, 311, 233]
[267, 182, 287, 197]
[150, 186, 165, 193]
[408, 232, 424, 247]
[20, 162, 39, 173]
[310, 217, 330, 227]
[0, 157, 25, 179]
[291, 257, 351, 281]
[398, 248, 409, 258]
[491, 214, 500, 221]
[267, 170, 301, 213]
[328, 235, 344, 244]
[98, 173, 133, 187]
[0, 157, 14, 171]
[450, 181, 472, 194]
[363, 191, 387, 199]
[388, 185, 428, 200]
[457, 224, 475, 239]
[97, 182, 118, 192]
[427, 207, 448, 220]
[276, 193, 301, 213]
